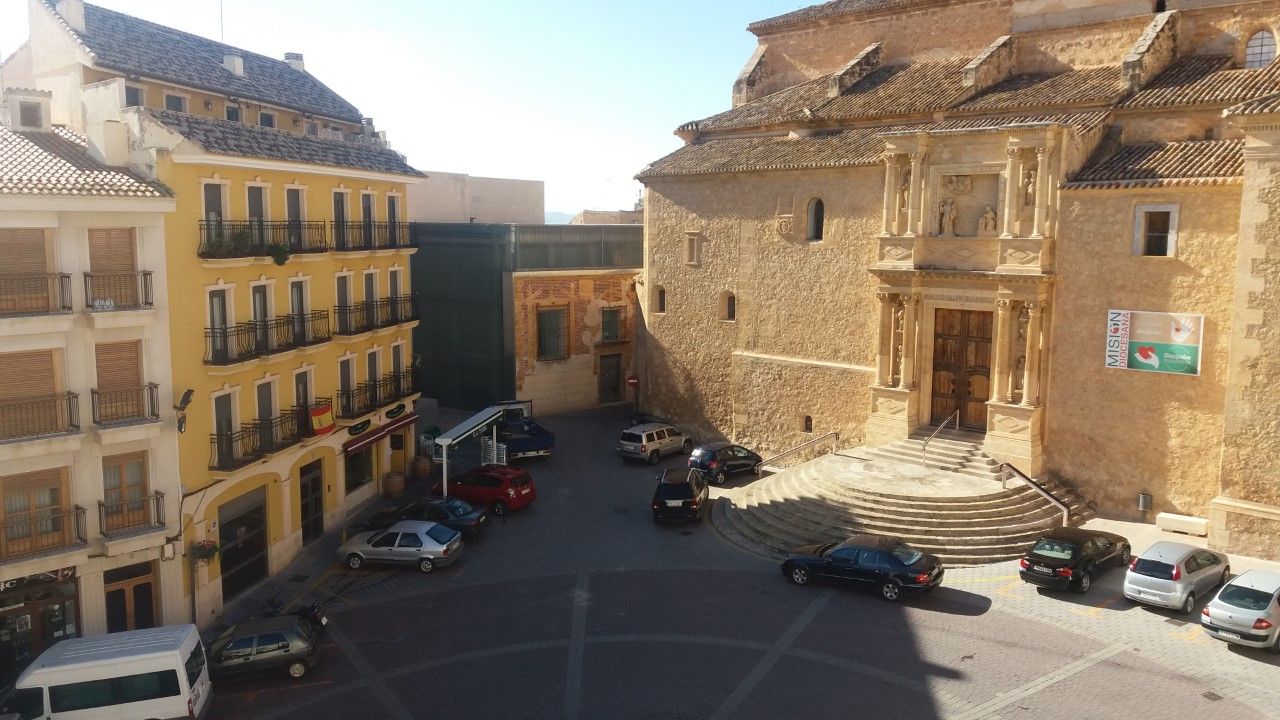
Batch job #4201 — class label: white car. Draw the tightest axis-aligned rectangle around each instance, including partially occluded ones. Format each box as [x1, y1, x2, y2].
[1201, 570, 1280, 652]
[338, 519, 462, 574]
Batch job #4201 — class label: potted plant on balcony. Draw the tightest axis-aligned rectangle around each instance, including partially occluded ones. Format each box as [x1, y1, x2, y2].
[190, 539, 220, 564]
[230, 228, 254, 255]
[267, 242, 291, 266]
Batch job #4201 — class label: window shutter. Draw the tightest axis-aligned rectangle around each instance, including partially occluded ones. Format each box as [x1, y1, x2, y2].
[0, 350, 56, 399]
[2, 468, 64, 495]
[0, 229, 48, 273]
[95, 341, 142, 390]
[87, 229, 136, 273]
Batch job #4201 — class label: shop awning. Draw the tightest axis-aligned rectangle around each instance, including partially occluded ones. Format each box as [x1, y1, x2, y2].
[342, 413, 418, 455]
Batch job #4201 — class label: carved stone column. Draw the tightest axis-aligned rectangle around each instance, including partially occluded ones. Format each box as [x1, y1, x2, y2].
[1001, 147, 1022, 239]
[880, 154, 900, 236]
[898, 294, 919, 389]
[1031, 147, 1049, 239]
[904, 153, 924, 237]
[1021, 301, 1045, 406]
[876, 292, 897, 386]
[991, 298, 1014, 402]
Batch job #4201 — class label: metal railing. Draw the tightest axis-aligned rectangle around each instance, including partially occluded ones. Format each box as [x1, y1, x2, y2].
[99, 491, 165, 537]
[920, 410, 960, 469]
[332, 221, 411, 251]
[1000, 463, 1070, 527]
[198, 220, 329, 258]
[257, 411, 301, 454]
[0, 273, 73, 316]
[205, 315, 323, 365]
[755, 432, 840, 474]
[84, 271, 153, 311]
[0, 506, 87, 563]
[91, 384, 160, 426]
[209, 425, 263, 471]
[290, 310, 332, 346]
[250, 317, 297, 356]
[381, 295, 418, 325]
[382, 369, 416, 401]
[333, 303, 375, 335]
[296, 397, 333, 438]
[0, 393, 80, 441]
[204, 324, 257, 365]
[336, 383, 378, 419]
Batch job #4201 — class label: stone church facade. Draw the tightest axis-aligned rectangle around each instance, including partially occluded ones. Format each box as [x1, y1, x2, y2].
[636, 0, 1280, 558]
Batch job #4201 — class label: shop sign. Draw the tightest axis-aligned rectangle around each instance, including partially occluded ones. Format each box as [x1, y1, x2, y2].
[348, 420, 372, 436]
[386, 404, 406, 419]
[0, 566, 76, 593]
[1105, 309, 1203, 376]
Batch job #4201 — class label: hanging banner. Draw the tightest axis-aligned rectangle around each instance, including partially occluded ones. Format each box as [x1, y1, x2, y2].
[1105, 309, 1203, 376]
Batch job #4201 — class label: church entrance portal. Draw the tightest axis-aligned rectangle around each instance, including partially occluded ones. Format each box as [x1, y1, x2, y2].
[930, 309, 991, 432]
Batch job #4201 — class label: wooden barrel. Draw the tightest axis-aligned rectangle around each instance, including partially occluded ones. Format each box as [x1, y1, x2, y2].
[411, 455, 434, 481]
[384, 471, 406, 498]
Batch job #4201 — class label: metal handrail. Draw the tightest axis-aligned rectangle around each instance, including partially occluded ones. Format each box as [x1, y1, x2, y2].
[920, 410, 959, 469]
[1000, 462, 1070, 527]
[755, 432, 840, 475]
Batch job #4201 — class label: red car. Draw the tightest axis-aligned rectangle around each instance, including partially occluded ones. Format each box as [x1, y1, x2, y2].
[442, 465, 537, 516]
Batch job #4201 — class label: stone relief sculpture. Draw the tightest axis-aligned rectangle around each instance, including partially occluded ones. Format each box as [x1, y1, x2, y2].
[978, 206, 997, 235]
[897, 168, 911, 213]
[938, 197, 957, 237]
[1023, 168, 1037, 206]
[945, 175, 972, 195]
[1013, 355, 1026, 395]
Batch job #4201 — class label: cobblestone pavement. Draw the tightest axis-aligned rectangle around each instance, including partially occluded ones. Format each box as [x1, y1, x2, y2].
[208, 405, 1280, 720]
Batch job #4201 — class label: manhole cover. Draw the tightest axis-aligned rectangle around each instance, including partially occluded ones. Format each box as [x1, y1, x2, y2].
[1202, 692, 1223, 702]
[288, 574, 309, 583]
[1164, 618, 1188, 627]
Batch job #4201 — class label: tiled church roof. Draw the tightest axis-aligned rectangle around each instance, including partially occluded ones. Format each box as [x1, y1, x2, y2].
[749, 0, 925, 33]
[956, 68, 1124, 111]
[1121, 55, 1280, 109]
[1225, 91, 1280, 116]
[43, 1, 363, 123]
[147, 109, 423, 177]
[928, 111, 1110, 134]
[1064, 139, 1243, 189]
[0, 125, 170, 198]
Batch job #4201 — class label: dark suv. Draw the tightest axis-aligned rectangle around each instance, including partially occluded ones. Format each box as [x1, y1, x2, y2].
[689, 442, 761, 485]
[209, 615, 320, 680]
[650, 469, 709, 523]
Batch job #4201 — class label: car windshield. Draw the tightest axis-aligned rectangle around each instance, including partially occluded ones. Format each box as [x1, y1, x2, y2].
[426, 525, 458, 545]
[621, 432, 642, 443]
[1219, 584, 1276, 611]
[444, 499, 472, 515]
[890, 543, 923, 566]
[0, 687, 43, 719]
[690, 448, 712, 459]
[1131, 559, 1175, 579]
[1031, 538, 1077, 560]
[511, 472, 530, 487]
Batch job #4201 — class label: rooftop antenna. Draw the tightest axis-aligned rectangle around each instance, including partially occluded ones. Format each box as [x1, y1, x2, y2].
[219, 0, 225, 43]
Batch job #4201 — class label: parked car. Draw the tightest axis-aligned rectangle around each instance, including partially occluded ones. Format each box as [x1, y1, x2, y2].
[689, 442, 762, 485]
[209, 616, 320, 681]
[338, 519, 463, 574]
[1201, 570, 1280, 653]
[781, 534, 944, 601]
[1018, 527, 1130, 594]
[1123, 541, 1230, 614]
[443, 464, 537, 516]
[619, 422, 692, 464]
[651, 468, 709, 523]
[368, 497, 490, 538]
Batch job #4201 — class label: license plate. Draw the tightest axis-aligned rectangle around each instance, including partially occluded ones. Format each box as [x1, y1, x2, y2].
[1138, 592, 1159, 601]
[666, 500, 682, 507]
[1033, 565, 1052, 574]
[1218, 630, 1240, 640]
[520, 487, 530, 494]
[320, 616, 329, 626]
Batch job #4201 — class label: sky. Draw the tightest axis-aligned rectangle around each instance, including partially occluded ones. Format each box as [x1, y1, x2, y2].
[0, 0, 805, 218]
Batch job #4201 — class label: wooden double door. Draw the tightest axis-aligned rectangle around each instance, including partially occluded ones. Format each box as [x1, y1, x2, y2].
[930, 309, 992, 433]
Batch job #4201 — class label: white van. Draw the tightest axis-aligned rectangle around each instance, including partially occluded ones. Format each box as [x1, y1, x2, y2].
[0, 624, 211, 720]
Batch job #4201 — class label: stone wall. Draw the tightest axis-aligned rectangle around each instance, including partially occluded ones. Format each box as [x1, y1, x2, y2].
[1046, 185, 1241, 519]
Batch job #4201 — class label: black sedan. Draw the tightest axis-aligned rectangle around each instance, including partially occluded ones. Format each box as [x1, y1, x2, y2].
[688, 442, 762, 485]
[1018, 526, 1130, 593]
[367, 497, 490, 538]
[781, 534, 944, 601]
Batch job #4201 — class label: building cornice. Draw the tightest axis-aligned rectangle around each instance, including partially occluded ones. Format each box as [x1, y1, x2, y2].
[170, 151, 424, 185]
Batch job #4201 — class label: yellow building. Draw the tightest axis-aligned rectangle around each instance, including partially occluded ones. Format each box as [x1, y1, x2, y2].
[6, 0, 424, 624]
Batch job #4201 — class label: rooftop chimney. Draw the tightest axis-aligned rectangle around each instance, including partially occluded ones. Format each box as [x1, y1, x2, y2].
[361, 117, 375, 137]
[223, 52, 245, 77]
[2, 88, 53, 132]
[55, 0, 85, 33]
[284, 52, 306, 72]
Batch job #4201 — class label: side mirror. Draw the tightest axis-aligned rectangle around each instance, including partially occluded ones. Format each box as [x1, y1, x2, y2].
[823, 557, 833, 563]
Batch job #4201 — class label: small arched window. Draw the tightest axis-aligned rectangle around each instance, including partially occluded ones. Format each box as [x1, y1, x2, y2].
[806, 198, 825, 242]
[653, 285, 666, 314]
[1245, 30, 1276, 69]
[802, 415, 813, 433]
[720, 291, 736, 321]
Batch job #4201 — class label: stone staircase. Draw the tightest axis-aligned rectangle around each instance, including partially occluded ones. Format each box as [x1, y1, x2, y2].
[713, 451, 1094, 566]
[863, 427, 1001, 481]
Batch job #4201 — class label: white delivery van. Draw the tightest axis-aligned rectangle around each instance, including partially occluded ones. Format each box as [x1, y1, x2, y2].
[0, 624, 211, 720]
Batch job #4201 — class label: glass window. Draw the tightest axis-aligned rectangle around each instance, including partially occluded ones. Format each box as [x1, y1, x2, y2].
[185, 644, 207, 687]
[221, 636, 255, 660]
[829, 547, 859, 562]
[1140, 210, 1173, 256]
[654, 286, 666, 313]
[370, 531, 398, 548]
[1131, 559, 1175, 579]
[18, 102, 41, 129]
[1245, 31, 1276, 69]
[537, 307, 569, 361]
[621, 432, 642, 443]
[890, 543, 923, 565]
[1219, 584, 1274, 611]
[51, 679, 113, 712]
[51, 671, 179, 711]
[344, 447, 373, 494]
[164, 94, 186, 113]
[1195, 552, 1220, 567]
[124, 86, 143, 107]
[396, 532, 423, 548]
[426, 524, 457, 545]
[254, 633, 290, 654]
[118, 670, 179, 703]
[225, 105, 240, 122]
[1031, 538, 1076, 560]
[0, 687, 43, 719]
[807, 198, 825, 241]
[856, 549, 883, 568]
[723, 292, 736, 321]
[601, 308, 622, 341]
[259, 111, 276, 128]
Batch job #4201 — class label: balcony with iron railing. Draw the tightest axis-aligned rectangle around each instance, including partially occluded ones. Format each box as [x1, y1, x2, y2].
[197, 220, 330, 259]
[336, 383, 379, 419]
[99, 491, 165, 538]
[291, 310, 332, 347]
[91, 383, 160, 427]
[205, 312, 333, 365]
[256, 410, 301, 455]
[382, 369, 417, 402]
[0, 393, 80, 443]
[84, 271, 153, 312]
[333, 303, 376, 336]
[379, 295, 419, 327]
[0, 273, 73, 317]
[209, 424, 263, 471]
[332, 221, 412, 252]
[296, 397, 333, 438]
[0, 506, 88, 564]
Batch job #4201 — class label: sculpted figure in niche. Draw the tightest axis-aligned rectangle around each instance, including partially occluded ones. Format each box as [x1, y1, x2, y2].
[898, 168, 911, 213]
[1014, 355, 1026, 394]
[1023, 168, 1037, 206]
[978, 206, 997, 234]
[938, 197, 957, 237]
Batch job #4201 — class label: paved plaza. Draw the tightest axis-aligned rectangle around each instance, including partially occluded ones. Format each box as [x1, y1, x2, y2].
[209, 405, 1280, 720]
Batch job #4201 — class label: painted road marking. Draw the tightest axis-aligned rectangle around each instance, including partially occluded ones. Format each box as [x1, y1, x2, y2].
[949, 643, 1129, 720]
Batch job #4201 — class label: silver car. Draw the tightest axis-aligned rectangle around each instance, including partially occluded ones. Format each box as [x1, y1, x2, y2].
[1123, 541, 1229, 614]
[617, 423, 692, 464]
[1201, 569, 1280, 652]
[338, 519, 462, 574]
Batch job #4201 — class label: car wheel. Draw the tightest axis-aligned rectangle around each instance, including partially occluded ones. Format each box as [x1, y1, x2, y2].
[682, 439, 693, 454]
[710, 470, 726, 486]
[418, 558, 435, 574]
[696, 506, 706, 522]
[287, 661, 308, 679]
[647, 450, 660, 465]
[1076, 572, 1093, 594]
[1119, 545, 1131, 566]
[789, 566, 810, 586]
[1180, 593, 1196, 615]
[1221, 566, 1231, 586]
[346, 553, 364, 570]
[880, 581, 902, 602]
[492, 501, 507, 517]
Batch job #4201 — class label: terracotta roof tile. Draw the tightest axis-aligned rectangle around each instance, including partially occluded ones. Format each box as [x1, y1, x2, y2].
[928, 111, 1111, 134]
[749, 0, 924, 33]
[690, 76, 831, 134]
[638, 126, 925, 179]
[1122, 55, 1280, 109]
[1064, 138, 1243, 189]
[147, 109, 422, 177]
[0, 125, 171, 198]
[1225, 91, 1280, 116]
[956, 67, 1124, 111]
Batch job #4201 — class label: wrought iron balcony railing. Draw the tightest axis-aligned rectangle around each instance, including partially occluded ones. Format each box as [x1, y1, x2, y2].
[205, 314, 332, 365]
[209, 424, 263, 471]
[383, 369, 417, 401]
[332, 221, 411, 251]
[256, 410, 301, 455]
[381, 295, 419, 326]
[91, 383, 160, 426]
[333, 303, 376, 335]
[99, 490, 165, 537]
[0, 506, 88, 563]
[84, 271, 153, 311]
[0, 273, 73, 316]
[0, 393, 80, 442]
[290, 310, 332, 347]
[336, 383, 379, 419]
[296, 397, 333, 438]
[197, 220, 329, 259]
